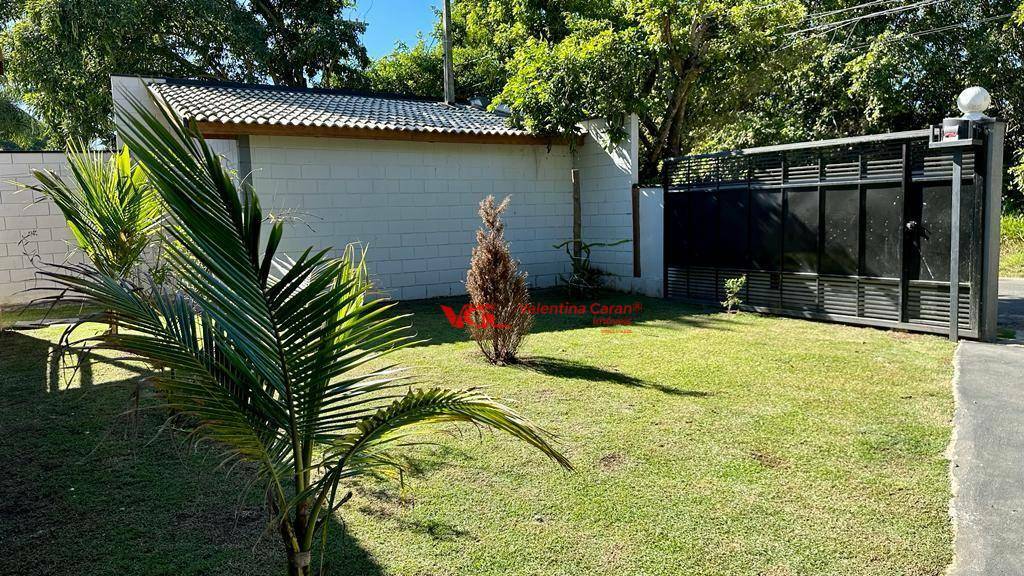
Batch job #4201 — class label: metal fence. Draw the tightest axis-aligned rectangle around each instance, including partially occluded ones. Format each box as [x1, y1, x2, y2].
[662, 125, 1004, 340]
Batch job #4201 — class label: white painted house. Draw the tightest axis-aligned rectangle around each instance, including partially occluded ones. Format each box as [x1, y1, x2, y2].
[0, 76, 663, 303]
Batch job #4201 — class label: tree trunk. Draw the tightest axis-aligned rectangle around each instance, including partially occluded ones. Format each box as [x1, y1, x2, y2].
[271, 491, 311, 576]
[281, 521, 311, 576]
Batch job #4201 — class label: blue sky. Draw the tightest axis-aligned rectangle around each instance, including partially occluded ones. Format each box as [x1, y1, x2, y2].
[349, 1, 442, 59]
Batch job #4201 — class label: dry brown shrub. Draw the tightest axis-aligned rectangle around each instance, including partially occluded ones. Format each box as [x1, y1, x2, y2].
[465, 195, 532, 365]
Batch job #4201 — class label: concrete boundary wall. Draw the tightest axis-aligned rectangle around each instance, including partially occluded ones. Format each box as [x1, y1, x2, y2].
[575, 117, 637, 286]
[0, 143, 665, 304]
[0, 152, 86, 304]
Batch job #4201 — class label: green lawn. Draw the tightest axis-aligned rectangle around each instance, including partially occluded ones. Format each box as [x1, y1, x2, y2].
[0, 293, 955, 575]
[1002, 212, 1024, 277]
[0, 301, 99, 329]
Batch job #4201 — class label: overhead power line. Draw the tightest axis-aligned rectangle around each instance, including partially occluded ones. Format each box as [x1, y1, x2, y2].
[851, 12, 1013, 49]
[775, 0, 905, 32]
[797, 0, 906, 23]
[787, 0, 950, 37]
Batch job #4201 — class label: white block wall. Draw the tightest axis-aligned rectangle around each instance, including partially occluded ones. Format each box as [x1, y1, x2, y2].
[0, 136, 665, 304]
[575, 116, 641, 292]
[246, 135, 575, 300]
[637, 187, 664, 297]
[0, 76, 662, 304]
[0, 152, 84, 304]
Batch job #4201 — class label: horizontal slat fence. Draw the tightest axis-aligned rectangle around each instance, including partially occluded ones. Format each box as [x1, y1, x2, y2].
[663, 130, 989, 337]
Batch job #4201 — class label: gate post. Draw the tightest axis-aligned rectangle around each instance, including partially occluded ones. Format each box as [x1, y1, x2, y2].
[979, 119, 1006, 341]
[949, 150, 962, 342]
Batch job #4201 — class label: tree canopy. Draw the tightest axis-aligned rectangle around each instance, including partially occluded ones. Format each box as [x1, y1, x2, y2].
[0, 0, 368, 147]
[0, 0, 1021, 205]
[371, 0, 1023, 199]
[372, 0, 806, 179]
[724, 0, 1024, 206]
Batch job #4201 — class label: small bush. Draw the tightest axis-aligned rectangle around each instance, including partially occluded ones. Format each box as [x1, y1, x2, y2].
[721, 275, 747, 313]
[1003, 212, 1024, 244]
[1002, 213, 1024, 277]
[553, 238, 629, 298]
[465, 195, 533, 365]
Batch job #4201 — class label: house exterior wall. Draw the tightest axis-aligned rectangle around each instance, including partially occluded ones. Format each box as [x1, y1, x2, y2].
[575, 116, 650, 294]
[1, 78, 660, 305]
[203, 131, 665, 301]
[0, 127, 663, 305]
[0, 152, 84, 304]
[245, 135, 575, 300]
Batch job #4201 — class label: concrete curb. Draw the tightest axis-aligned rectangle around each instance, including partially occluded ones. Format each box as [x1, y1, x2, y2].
[945, 342, 963, 576]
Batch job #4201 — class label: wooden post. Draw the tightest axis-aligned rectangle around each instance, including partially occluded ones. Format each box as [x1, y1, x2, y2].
[571, 169, 581, 258]
[442, 0, 455, 104]
[632, 184, 641, 277]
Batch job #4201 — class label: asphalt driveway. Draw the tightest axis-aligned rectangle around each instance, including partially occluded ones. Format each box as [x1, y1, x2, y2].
[948, 279, 1024, 576]
[999, 278, 1024, 337]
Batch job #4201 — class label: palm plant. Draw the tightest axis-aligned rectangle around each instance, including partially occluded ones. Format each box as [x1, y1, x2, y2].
[28, 144, 159, 280]
[0, 88, 48, 150]
[42, 101, 570, 576]
[553, 238, 630, 297]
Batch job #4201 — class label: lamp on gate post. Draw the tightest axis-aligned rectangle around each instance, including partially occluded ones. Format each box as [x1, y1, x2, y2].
[927, 86, 1005, 342]
[957, 86, 993, 121]
[929, 87, 989, 148]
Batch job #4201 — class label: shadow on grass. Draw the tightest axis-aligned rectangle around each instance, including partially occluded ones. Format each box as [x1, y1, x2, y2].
[396, 290, 727, 348]
[517, 356, 711, 397]
[356, 497, 475, 543]
[0, 330, 383, 576]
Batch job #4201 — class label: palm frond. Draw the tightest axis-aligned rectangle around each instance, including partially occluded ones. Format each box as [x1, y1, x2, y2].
[27, 144, 159, 279]
[329, 387, 573, 472]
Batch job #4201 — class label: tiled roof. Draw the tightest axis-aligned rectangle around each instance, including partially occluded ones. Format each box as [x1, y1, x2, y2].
[147, 79, 528, 137]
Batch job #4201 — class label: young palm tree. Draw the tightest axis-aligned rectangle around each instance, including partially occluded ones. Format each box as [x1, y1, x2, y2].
[28, 144, 159, 280]
[42, 101, 571, 576]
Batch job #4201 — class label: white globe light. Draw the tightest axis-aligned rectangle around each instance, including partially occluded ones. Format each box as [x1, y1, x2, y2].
[957, 86, 991, 120]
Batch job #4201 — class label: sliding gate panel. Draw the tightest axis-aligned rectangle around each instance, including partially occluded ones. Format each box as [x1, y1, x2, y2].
[663, 131, 990, 338]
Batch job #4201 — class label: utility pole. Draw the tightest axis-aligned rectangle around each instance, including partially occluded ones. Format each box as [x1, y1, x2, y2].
[442, 0, 455, 104]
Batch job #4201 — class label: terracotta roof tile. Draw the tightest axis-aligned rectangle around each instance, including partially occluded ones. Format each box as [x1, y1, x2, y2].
[148, 79, 528, 137]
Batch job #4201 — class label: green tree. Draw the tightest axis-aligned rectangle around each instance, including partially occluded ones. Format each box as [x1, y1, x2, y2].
[43, 103, 571, 576]
[366, 37, 445, 97]
[1, 0, 368, 145]
[370, 0, 803, 181]
[697, 1, 1024, 207]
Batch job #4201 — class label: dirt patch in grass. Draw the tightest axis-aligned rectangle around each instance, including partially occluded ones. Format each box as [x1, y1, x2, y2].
[750, 450, 787, 469]
[597, 452, 627, 472]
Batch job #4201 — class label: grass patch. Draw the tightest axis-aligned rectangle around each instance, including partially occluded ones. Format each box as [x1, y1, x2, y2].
[0, 294, 955, 575]
[0, 301, 99, 329]
[1001, 212, 1024, 277]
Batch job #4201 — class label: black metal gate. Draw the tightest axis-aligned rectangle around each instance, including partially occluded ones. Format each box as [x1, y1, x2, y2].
[663, 127, 1003, 339]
